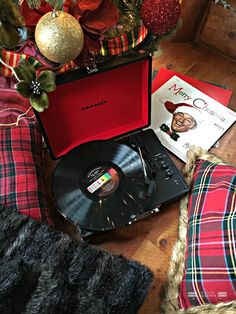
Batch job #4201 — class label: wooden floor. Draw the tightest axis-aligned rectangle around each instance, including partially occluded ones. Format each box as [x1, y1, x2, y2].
[44, 41, 236, 314]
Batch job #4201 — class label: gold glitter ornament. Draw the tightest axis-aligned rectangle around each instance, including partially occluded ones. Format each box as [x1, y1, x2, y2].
[35, 11, 84, 64]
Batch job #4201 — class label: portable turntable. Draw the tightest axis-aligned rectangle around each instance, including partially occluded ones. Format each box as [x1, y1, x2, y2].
[35, 53, 189, 240]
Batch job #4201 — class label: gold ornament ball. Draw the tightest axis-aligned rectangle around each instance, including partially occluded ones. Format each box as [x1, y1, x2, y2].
[35, 11, 84, 64]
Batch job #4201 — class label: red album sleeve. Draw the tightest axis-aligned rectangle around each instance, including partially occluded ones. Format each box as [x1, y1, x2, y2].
[152, 68, 232, 107]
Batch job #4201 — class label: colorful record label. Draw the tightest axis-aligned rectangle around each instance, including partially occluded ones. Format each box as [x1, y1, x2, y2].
[86, 167, 120, 196]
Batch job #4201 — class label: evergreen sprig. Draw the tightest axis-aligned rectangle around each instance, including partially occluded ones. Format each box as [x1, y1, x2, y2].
[25, 0, 41, 8]
[26, 0, 64, 10]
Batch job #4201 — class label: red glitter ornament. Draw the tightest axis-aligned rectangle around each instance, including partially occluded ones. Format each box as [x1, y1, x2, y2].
[141, 0, 181, 35]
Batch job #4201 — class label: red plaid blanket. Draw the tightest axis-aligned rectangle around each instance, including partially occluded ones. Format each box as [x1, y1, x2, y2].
[178, 159, 236, 308]
[0, 123, 52, 224]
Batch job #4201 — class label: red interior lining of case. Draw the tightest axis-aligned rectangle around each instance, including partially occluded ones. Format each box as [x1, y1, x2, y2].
[39, 59, 150, 158]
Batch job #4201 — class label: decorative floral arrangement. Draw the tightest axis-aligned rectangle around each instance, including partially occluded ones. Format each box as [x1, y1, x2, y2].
[14, 59, 56, 112]
[0, 0, 182, 111]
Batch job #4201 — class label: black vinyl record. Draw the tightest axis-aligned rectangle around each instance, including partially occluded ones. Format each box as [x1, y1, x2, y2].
[52, 140, 149, 231]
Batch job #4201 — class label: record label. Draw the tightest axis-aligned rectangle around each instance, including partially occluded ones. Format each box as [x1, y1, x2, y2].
[86, 166, 119, 196]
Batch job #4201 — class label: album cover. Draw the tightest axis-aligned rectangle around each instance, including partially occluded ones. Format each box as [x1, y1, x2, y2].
[151, 75, 236, 162]
[152, 68, 232, 107]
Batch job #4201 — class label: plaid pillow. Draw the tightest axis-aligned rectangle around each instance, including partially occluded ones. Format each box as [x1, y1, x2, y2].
[0, 123, 52, 224]
[178, 159, 236, 308]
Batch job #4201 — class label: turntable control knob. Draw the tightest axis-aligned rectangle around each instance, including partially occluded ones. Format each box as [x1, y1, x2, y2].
[161, 162, 168, 170]
[166, 169, 173, 177]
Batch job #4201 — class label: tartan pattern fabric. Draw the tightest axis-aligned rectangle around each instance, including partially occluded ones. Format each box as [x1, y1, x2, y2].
[178, 159, 236, 308]
[0, 47, 77, 78]
[0, 49, 42, 77]
[100, 25, 148, 56]
[0, 123, 52, 225]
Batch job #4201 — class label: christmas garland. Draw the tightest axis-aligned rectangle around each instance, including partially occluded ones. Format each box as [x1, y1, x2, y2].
[0, 0, 182, 111]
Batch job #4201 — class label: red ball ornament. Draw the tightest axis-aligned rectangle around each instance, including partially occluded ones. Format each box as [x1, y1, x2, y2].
[141, 0, 181, 35]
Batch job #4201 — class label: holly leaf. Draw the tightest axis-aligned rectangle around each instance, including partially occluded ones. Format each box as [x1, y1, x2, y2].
[16, 81, 31, 98]
[30, 91, 49, 112]
[37, 70, 56, 93]
[14, 59, 36, 84]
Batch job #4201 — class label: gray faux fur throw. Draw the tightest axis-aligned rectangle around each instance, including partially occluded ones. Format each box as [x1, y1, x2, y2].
[0, 205, 153, 314]
[161, 147, 236, 314]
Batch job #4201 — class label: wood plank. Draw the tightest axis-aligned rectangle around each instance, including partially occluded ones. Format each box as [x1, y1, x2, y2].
[173, 0, 210, 42]
[132, 239, 170, 314]
[197, 0, 236, 60]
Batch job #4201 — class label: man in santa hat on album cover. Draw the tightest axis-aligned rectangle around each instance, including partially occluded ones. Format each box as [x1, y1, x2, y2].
[159, 100, 204, 141]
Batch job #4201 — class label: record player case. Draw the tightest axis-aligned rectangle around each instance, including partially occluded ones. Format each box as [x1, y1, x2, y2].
[35, 53, 189, 238]
[37, 53, 152, 160]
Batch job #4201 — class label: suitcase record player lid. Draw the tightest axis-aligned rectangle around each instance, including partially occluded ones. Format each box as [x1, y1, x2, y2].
[36, 53, 152, 159]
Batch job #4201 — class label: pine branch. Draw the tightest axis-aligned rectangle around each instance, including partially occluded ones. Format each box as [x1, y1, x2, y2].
[25, 0, 64, 10]
[26, 0, 42, 8]
[46, 0, 64, 10]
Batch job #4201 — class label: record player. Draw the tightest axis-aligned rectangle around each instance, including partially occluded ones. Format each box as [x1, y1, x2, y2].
[35, 53, 189, 240]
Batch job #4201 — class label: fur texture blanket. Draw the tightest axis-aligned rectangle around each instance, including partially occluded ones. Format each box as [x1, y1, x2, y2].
[0, 206, 153, 314]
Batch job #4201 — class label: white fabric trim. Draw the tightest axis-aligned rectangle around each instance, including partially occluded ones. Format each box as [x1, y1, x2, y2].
[174, 106, 204, 125]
